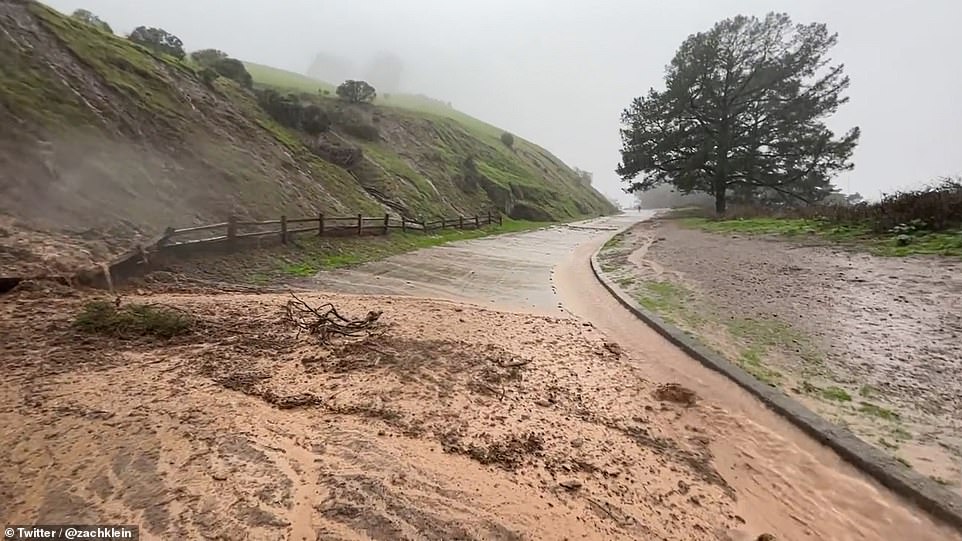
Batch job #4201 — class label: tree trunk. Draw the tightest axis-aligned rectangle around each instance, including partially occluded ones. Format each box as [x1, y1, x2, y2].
[714, 187, 727, 215]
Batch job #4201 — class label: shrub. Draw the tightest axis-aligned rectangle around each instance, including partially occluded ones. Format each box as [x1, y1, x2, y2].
[191, 50, 252, 89]
[74, 300, 192, 339]
[500, 132, 515, 148]
[71, 9, 112, 33]
[301, 104, 331, 135]
[128, 26, 185, 60]
[336, 80, 377, 103]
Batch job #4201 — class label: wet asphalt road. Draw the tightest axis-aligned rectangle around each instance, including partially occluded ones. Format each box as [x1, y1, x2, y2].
[306, 212, 653, 312]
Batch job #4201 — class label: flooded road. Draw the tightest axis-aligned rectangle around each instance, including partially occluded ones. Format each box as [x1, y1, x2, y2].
[306, 213, 649, 313]
[308, 212, 962, 540]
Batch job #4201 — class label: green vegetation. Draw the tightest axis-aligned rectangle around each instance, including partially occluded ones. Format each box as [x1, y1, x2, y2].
[738, 348, 783, 386]
[859, 401, 900, 421]
[859, 384, 880, 398]
[244, 61, 335, 94]
[618, 14, 858, 213]
[633, 280, 689, 314]
[74, 300, 192, 338]
[802, 382, 852, 402]
[680, 217, 962, 257]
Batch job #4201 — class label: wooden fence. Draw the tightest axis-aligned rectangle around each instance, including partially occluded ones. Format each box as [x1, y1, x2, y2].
[160, 211, 503, 248]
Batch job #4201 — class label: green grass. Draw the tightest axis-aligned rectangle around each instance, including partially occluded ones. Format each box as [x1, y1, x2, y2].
[817, 385, 853, 402]
[680, 217, 962, 257]
[633, 280, 690, 314]
[738, 348, 783, 386]
[859, 401, 900, 421]
[74, 300, 192, 339]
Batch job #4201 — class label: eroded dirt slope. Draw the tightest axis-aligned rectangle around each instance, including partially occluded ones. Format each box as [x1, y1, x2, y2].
[2, 287, 750, 540]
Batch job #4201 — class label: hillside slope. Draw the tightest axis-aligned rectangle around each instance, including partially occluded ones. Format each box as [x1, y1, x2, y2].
[0, 1, 614, 275]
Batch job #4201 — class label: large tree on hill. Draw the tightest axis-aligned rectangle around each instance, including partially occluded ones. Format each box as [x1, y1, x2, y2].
[336, 80, 377, 104]
[617, 13, 860, 214]
[129, 26, 185, 60]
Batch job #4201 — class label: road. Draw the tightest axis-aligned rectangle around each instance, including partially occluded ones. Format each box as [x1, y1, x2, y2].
[310, 211, 960, 540]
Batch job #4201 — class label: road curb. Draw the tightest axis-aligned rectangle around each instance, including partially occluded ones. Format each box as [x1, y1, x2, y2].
[589, 238, 962, 532]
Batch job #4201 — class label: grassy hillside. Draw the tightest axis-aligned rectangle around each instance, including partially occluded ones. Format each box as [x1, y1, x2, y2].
[243, 63, 612, 220]
[0, 1, 614, 274]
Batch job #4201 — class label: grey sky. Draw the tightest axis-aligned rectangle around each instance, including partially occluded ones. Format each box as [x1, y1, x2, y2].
[46, 0, 962, 205]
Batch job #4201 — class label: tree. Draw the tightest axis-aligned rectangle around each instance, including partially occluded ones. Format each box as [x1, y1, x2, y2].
[129, 26, 186, 59]
[190, 49, 228, 65]
[190, 49, 252, 88]
[500, 132, 515, 148]
[617, 13, 860, 214]
[336, 80, 377, 104]
[71, 9, 112, 33]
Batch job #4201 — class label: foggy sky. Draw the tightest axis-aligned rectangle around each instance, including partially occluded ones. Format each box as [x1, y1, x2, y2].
[45, 0, 962, 206]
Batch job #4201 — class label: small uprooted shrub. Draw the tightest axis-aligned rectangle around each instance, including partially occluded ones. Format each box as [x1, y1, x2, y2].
[74, 300, 193, 339]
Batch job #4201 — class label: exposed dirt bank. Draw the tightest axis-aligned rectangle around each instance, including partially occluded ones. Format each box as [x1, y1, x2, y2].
[599, 218, 962, 493]
[2, 286, 752, 540]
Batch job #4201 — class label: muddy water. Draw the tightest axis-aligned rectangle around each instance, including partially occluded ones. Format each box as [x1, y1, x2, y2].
[305, 215, 645, 313]
[309, 213, 962, 540]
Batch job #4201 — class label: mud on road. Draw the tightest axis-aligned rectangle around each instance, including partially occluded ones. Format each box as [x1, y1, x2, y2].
[2, 286, 749, 541]
[600, 218, 962, 491]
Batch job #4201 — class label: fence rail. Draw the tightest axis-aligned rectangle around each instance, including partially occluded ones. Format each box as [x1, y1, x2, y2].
[160, 210, 503, 248]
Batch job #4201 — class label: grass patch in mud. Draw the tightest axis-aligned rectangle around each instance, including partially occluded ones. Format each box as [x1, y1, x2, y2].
[679, 217, 962, 257]
[859, 401, 900, 421]
[74, 300, 192, 339]
[801, 381, 852, 402]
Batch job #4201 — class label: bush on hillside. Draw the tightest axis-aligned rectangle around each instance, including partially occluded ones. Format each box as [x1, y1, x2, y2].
[71, 9, 112, 33]
[500, 132, 515, 148]
[301, 104, 331, 135]
[129, 26, 185, 59]
[723, 177, 962, 234]
[336, 80, 377, 104]
[190, 49, 252, 89]
[256, 90, 331, 135]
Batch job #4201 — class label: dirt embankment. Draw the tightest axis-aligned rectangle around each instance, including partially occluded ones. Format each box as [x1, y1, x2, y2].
[600, 218, 962, 491]
[2, 284, 753, 541]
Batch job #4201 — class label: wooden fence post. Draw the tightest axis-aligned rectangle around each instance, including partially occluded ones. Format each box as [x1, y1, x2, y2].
[401, 216, 407, 232]
[280, 215, 288, 244]
[318, 213, 325, 236]
[487, 210, 492, 226]
[227, 215, 237, 241]
[357, 213, 363, 236]
[475, 215, 480, 228]
[441, 218, 446, 230]
[459, 215, 464, 229]
[498, 214, 503, 226]
[383, 213, 390, 235]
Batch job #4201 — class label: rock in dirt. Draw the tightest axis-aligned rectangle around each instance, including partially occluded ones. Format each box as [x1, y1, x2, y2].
[653, 383, 698, 406]
[559, 479, 583, 491]
[757, 535, 777, 541]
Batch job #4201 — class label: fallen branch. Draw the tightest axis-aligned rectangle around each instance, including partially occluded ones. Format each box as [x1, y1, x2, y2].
[284, 292, 382, 343]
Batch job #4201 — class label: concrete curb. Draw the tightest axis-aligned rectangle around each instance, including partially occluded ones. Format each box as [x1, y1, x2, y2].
[590, 241, 962, 532]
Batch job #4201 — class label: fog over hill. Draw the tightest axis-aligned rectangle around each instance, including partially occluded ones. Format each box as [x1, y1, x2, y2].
[44, 0, 962, 206]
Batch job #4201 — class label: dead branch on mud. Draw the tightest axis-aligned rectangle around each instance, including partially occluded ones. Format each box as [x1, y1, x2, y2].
[284, 293, 382, 343]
